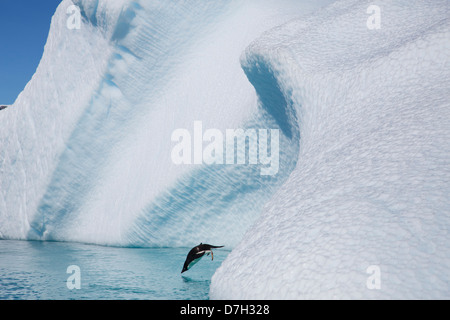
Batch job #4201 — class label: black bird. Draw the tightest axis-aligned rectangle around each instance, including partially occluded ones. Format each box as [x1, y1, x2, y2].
[181, 243, 224, 273]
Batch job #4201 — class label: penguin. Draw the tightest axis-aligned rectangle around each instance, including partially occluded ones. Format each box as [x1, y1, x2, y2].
[181, 243, 224, 273]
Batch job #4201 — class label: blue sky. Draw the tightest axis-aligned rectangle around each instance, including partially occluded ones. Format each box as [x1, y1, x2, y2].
[0, 0, 62, 105]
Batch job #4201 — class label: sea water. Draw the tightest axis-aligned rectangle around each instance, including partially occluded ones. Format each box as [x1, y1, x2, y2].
[0, 240, 229, 300]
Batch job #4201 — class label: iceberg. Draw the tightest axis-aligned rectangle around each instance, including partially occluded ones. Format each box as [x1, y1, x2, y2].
[1, 0, 449, 299]
[0, 0, 330, 246]
[210, 0, 450, 299]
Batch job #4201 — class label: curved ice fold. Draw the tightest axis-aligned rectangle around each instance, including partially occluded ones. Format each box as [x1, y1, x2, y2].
[211, 0, 450, 299]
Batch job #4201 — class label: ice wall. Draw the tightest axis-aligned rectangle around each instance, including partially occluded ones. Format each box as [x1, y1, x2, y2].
[211, 0, 450, 299]
[0, 1, 113, 240]
[0, 0, 331, 246]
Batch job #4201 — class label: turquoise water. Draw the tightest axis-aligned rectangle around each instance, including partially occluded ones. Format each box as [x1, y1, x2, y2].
[0, 240, 229, 300]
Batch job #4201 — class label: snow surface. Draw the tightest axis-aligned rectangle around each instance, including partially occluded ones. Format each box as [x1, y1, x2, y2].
[210, 0, 450, 299]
